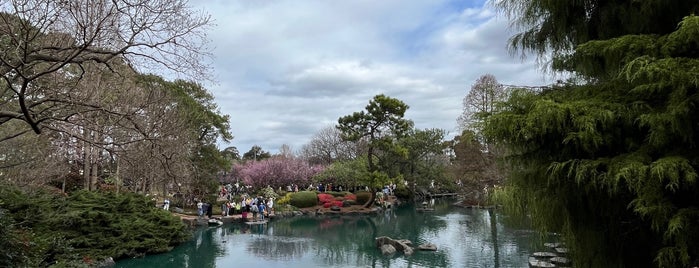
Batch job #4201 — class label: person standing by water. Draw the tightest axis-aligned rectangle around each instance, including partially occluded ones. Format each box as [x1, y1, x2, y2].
[267, 198, 274, 216]
[163, 198, 170, 211]
[258, 202, 267, 221]
[250, 202, 259, 221]
[206, 202, 213, 219]
[197, 200, 203, 218]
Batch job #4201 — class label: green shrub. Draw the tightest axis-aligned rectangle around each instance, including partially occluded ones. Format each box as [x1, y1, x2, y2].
[0, 183, 190, 266]
[277, 193, 292, 206]
[394, 184, 413, 199]
[355, 191, 371, 205]
[327, 191, 346, 197]
[289, 191, 318, 208]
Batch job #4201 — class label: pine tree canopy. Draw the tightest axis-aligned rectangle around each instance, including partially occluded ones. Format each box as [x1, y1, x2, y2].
[489, 1, 699, 267]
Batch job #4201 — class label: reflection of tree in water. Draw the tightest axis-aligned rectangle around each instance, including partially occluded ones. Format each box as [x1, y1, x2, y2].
[246, 236, 313, 261]
[164, 228, 226, 268]
[117, 198, 539, 267]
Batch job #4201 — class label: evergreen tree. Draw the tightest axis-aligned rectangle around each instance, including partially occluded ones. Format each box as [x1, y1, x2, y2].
[489, 1, 699, 267]
[337, 94, 413, 206]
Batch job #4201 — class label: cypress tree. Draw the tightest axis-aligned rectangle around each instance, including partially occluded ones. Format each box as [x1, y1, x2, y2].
[488, 1, 699, 267]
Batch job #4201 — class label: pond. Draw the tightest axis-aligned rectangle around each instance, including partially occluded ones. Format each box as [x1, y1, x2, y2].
[116, 199, 544, 268]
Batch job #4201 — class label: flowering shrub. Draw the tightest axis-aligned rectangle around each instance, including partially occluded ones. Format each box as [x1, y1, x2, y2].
[318, 193, 334, 203]
[232, 157, 326, 190]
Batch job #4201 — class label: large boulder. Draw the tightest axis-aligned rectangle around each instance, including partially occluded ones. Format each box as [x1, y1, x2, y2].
[380, 244, 396, 255]
[375, 236, 414, 256]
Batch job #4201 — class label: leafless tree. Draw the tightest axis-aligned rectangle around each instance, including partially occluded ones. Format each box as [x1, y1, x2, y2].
[458, 74, 507, 133]
[0, 0, 211, 139]
[300, 125, 365, 165]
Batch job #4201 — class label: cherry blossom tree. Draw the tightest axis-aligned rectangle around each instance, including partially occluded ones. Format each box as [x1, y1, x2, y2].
[233, 156, 325, 190]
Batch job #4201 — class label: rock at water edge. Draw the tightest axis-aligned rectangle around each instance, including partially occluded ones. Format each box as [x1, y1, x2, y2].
[417, 243, 438, 251]
[532, 252, 557, 258]
[380, 244, 396, 255]
[555, 247, 568, 254]
[543, 242, 562, 249]
[529, 257, 555, 268]
[550, 256, 571, 265]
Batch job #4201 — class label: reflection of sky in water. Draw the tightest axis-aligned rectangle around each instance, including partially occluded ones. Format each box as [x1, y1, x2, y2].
[116, 200, 542, 268]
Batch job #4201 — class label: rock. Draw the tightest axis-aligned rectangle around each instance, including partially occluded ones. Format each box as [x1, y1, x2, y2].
[543, 242, 562, 249]
[330, 206, 341, 211]
[172, 207, 184, 213]
[528, 257, 555, 268]
[550, 256, 571, 265]
[403, 246, 414, 256]
[417, 243, 438, 251]
[555, 247, 568, 254]
[397, 239, 413, 247]
[375, 236, 414, 255]
[531, 252, 557, 258]
[96, 257, 116, 268]
[380, 244, 396, 255]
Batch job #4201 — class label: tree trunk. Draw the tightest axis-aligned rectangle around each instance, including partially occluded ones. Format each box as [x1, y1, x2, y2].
[364, 188, 376, 208]
[82, 131, 90, 190]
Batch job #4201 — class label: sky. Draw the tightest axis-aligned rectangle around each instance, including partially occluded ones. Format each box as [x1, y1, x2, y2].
[192, 0, 552, 155]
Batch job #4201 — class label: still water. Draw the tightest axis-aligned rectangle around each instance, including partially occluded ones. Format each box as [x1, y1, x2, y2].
[116, 200, 542, 268]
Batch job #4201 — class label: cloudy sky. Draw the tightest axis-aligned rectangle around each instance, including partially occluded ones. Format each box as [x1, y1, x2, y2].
[193, 0, 552, 154]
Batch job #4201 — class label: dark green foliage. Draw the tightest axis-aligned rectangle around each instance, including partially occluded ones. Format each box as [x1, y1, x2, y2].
[289, 191, 318, 208]
[355, 191, 372, 205]
[337, 95, 413, 206]
[487, 13, 699, 268]
[393, 184, 412, 199]
[326, 191, 347, 197]
[0, 184, 190, 267]
[491, 1, 699, 267]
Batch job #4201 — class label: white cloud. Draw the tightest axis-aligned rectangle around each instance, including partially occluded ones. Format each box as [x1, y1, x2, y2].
[192, 0, 552, 154]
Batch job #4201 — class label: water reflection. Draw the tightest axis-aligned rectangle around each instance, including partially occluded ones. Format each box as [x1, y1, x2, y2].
[116, 199, 540, 268]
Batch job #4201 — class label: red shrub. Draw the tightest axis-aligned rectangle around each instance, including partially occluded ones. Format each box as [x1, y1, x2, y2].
[333, 201, 343, 207]
[318, 193, 334, 203]
[323, 202, 333, 208]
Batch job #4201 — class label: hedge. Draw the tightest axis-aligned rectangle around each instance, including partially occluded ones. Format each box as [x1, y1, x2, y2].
[289, 191, 318, 208]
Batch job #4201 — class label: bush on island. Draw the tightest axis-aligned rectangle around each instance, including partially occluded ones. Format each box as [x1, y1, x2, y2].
[290, 191, 318, 208]
[328, 191, 346, 197]
[318, 193, 334, 204]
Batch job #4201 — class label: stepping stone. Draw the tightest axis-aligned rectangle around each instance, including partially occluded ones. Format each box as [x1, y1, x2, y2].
[550, 256, 571, 265]
[543, 242, 562, 248]
[532, 252, 557, 258]
[417, 243, 437, 251]
[555, 247, 569, 254]
[529, 257, 555, 268]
